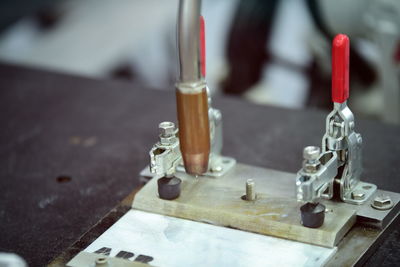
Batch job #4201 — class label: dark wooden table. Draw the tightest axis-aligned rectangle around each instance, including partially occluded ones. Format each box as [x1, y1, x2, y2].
[1, 63, 399, 266]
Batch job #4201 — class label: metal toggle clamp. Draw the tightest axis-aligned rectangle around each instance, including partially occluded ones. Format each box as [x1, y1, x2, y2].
[296, 34, 377, 209]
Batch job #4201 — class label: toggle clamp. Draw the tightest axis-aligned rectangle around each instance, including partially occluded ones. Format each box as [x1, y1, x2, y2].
[296, 34, 377, 207]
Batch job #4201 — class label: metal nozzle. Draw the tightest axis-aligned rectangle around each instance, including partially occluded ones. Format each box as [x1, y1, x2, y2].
[175, 0, 210, 175]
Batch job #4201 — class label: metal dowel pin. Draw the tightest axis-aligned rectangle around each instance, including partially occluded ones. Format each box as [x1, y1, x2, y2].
[246, 179, 256, 201]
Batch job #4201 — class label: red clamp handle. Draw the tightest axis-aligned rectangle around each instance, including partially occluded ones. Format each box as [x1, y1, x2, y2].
[332, 34, 349, 103]
[200, 16, 206, 78]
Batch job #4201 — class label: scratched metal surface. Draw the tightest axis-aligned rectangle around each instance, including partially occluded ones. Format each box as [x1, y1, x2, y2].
[82, 209, 336, 267]
[0, 63, 400, 266]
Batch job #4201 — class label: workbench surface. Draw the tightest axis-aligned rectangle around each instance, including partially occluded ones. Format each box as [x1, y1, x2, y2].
[0, 63, 399, 266]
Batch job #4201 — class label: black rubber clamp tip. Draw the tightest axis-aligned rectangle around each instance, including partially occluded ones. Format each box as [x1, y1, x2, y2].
[300, 202, 325, 228]
[157, 176, 182, 200]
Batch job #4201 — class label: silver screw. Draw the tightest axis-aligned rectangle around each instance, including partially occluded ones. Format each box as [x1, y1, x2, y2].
[211, 165, 223, 173]
[371, 195, 394, 210]
[159, 121, 176, 137]
[95, 257, 108, 265]
[351, 190, 365, 200]
[303, 146, 320, 161]
[246, 179, 256, 201]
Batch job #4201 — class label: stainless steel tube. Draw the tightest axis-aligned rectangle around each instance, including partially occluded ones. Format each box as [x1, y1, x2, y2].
[177, 0, 202, 83]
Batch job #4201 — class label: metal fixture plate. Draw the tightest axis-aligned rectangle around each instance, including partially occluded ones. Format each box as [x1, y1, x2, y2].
[68, 207, 400, 267]
[71, 209, 336, 267]
[141, 163, 399, 230]
[135, 163, 357, 247]
[67, 252, 143, 267]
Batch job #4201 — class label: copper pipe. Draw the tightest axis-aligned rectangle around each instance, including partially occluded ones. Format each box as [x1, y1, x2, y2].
[176, 0, 210, 175]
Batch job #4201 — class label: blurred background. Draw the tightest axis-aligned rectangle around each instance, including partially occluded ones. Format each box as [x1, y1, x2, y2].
[0, 0, 400, 124]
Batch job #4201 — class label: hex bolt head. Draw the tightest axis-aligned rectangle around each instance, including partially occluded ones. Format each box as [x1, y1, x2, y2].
[371, 195, 394, 210]
[159, 121, 176, 137]
[210, 165, 223, 173]
[351, 190, 365, 200]
[303, 146, 320, 161]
